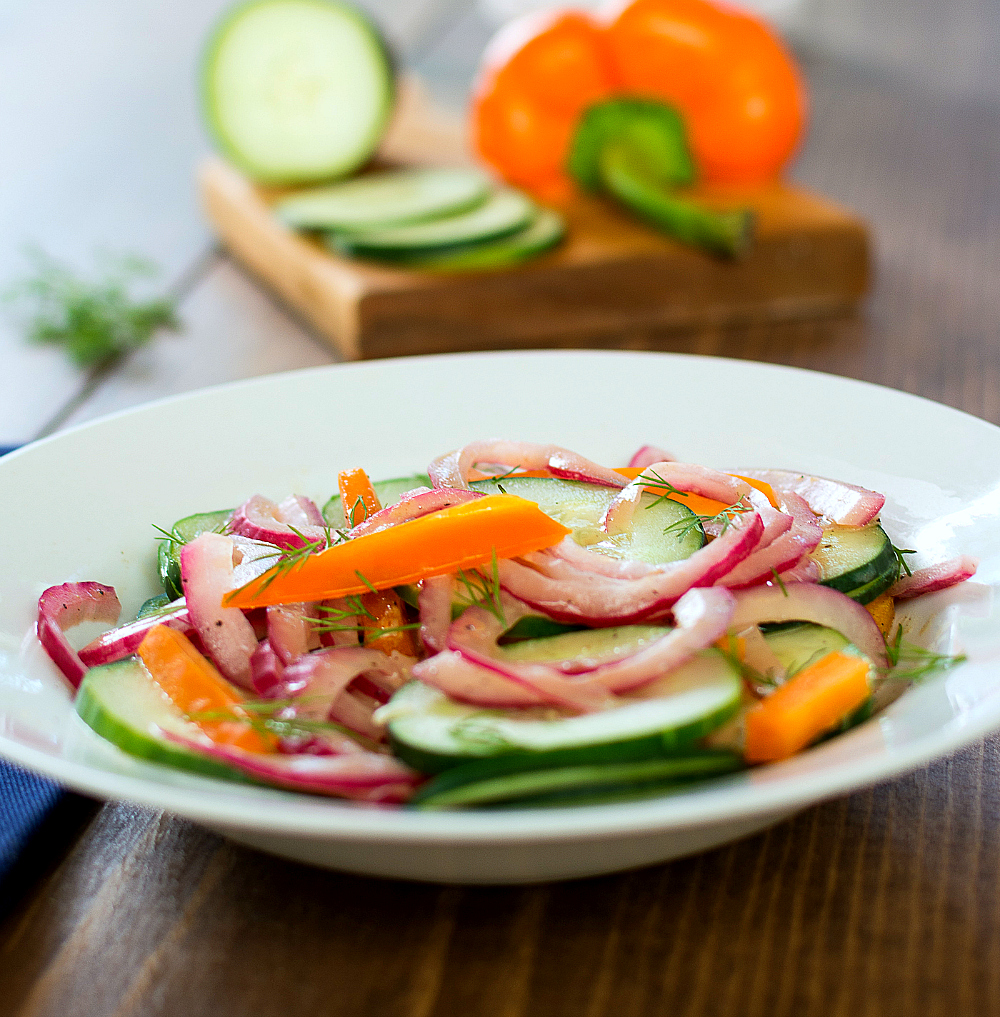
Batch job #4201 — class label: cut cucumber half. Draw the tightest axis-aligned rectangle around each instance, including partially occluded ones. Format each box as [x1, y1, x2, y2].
[321, 473, 431, 526]
[275, 168, 491, 230]
[330, 188, 536, 256]
[158, 508, 234, 599]
[468, 475, 704, 564]
[381, 649, 742, 773]
[812, 523, 898, 603]
[386, 208, 566, 272]
[202, 0, 394, 184]
[76, 657, 247, 782]
[411, 752, 742, 810]
[762, 623, 850, 677]
[498, 624, 671, 668]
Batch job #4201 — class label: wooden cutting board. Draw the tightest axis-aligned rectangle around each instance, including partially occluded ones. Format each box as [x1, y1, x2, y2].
[199, 84, 870, 361]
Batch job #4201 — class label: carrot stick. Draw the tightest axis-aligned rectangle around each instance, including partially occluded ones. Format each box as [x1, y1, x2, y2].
[226, 495, 571, 609]
[339, 468, 382, 527]
[744, 650, 871, 763]
[137, 625, 273, 753]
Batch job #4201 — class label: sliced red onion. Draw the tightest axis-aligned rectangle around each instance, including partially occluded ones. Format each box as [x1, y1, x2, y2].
[230, 536, 285, 589]
[889, 555, 979, 601]
[181, 533, 259, 689]
[37, 582, 121, 688]
[250, 638, 286, 697]
[418, 574, 454, 653]
[318, 597, 360, 649]
[778, 557, 820, 584]
[273, 647, 415, 722]
[716, 493, 822, 589]
[267, 603, 320, 665]
[627, 445, 675, 468]
[417, 586, 735, 712]
[411, 649, 563, 708]
[730, 583, 888, 668]
[347, 487, 483, 539]
[428, 440, 626, 491]
[230, 495, 327, 550]
[79, 599, 192, 668]
[350, 674, 393, 705]
[498, 510, 763, 625]
[736, 625, 786, 684]
[162, 731, 420, 802]
[328, 688, 385, 741]
[277, 494, 324, 528]
[736, 469, 885, 527]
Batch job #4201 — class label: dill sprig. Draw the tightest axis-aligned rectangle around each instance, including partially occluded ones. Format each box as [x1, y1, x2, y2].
[188, 696, 382, 752]
[662, 500, 752, 543]
[309, 594, 419, 638]
[455, 550, 505, 626]
[225, 526, 331, 603]
[716, 632, 780, 690]
[892, 544, 917, 577]
[769, 568, 789, 596]
[6, 250, 179, 369]
[636, 469, 688, 508]
[882, 626, 967, 682]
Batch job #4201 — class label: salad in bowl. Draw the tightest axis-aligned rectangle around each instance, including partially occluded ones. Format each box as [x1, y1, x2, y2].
[35, 438, 976, 811]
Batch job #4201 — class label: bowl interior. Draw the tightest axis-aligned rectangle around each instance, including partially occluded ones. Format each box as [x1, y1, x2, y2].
[1, 350, 998, 843]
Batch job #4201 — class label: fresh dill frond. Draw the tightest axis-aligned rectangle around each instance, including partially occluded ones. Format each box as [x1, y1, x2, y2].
[882, 626, 966, 681]
[770, 568, 789, 596]
[225, 528, 328, 603]
[310, 595, 419, 638]
[636, 469, 689, 512]
[662, 500, 751, 543]
[716, 633, 779, 690]
[6, 249, 179, 368]
[892, 544, 917, 577]
[455, 550, 505, 625]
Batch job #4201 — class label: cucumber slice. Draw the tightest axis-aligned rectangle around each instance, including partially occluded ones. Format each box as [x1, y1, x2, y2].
[158, 508, 234, 599]
[202, 0, 394, 184]
[382, 649, 742, 773]
[468, 475, 704, 563]
[411, 752, 742, 810]
[386, 208, 566, 272]
[76, 658, 247, 782]
[498, 616, 587, 643]
[499, 625, 671, 667]
[275, 168, 491, 231]
[812, 523, 898, 603]
[762, 623, 850, 676]
[321, 473, 431, 526]
[330, 188, 535, 256]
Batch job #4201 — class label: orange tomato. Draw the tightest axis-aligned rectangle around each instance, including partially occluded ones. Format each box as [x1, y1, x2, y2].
[605, 0, 807, 183]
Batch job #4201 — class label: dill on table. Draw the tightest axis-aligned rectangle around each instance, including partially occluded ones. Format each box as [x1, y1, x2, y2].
[5, 250, 179, 368]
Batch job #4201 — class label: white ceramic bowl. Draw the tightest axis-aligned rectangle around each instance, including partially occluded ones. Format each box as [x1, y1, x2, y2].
[2, 351, 998, 884]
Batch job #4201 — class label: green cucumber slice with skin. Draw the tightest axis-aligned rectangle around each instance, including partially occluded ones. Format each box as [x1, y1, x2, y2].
[383, 208, 566, 273]
[411, 752, 742, 810]
[329, 188, 536, 256]
[812, 523, 899, 603]
[275, 168, 491, 231]
[381, 648, 742, 774]
[469, 475, 704, 564]
[202, 0, 395, 184]
[321, 473, 431, 527]
[158, 508, 234, 599]
[762, 623, 850, 677]
[498, 625, 671, 668]
[76, 657, 248, 782]
[497, 616, 587, 644]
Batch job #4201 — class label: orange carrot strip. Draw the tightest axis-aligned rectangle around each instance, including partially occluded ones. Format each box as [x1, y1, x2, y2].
[339, 468, 382, 527]
[731, 476, 780, 508]
[743, 650, 870, 763]
[137, 625, 273, 753]
[226, 495, 571, 609]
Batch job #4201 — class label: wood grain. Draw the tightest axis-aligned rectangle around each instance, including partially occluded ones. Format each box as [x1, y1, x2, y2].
[4, 51, 1000, 1017]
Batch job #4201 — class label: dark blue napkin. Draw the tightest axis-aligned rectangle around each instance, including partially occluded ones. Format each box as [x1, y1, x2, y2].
[0, 443, 67, 888]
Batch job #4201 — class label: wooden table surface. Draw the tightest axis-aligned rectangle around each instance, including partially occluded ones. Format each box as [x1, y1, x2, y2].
[2, 2, 1000, 1012]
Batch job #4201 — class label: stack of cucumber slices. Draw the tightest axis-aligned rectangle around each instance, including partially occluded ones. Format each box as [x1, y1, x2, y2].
[201, 0, 564, 272]
[275, 167, 565, 271]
